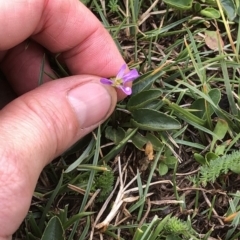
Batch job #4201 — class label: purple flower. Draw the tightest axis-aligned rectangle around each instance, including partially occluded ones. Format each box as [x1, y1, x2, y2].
[100, 64, 139, 95]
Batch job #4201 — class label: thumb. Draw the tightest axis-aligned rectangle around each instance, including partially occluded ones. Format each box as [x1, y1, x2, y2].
[0, 76, 116, 238]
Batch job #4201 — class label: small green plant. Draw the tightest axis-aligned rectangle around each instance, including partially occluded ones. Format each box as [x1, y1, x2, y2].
[133, 215, 198, 240]
[163, 216, 197, 238]
[108, 0, 119, 13]
[94, 167, 114, 202]
[74, 165, 114, 203]
[200, 150, 240, 186]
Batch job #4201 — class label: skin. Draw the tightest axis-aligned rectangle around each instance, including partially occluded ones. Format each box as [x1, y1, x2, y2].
[0, 0, 129, 239]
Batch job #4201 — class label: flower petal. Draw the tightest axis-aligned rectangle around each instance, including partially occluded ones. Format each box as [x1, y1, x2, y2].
[119, 85, 132, 95]
[100, 78, 113, 85]
[116, 64, 127, 79]
[122, 69, 139, 82]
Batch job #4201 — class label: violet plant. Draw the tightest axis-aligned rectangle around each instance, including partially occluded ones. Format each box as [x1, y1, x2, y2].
[100, 64, 139, 95]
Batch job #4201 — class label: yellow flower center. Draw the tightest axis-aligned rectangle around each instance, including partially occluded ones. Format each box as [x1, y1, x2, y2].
[112, 77, 123, 87]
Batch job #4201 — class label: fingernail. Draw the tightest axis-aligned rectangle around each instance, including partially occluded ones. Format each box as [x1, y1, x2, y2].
[68, 83, 112, 128]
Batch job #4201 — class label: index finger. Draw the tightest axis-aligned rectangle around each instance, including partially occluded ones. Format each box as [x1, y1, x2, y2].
[32, 0, 126, 77]
[0, 0, 127, 98]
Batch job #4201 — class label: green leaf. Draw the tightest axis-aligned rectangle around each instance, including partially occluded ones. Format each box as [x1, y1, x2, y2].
[191, 88, 221, 118]
[163, 0, 193, 10]
[133, 228, 144, 240]
[132, 68, 164, 94]
[138, 216, 159, 240]
[131, 108, 181, 131]
[220, 0, 237, 21]
[28, 213, 42, 238]
[205, 152, 218, 162]
[79, 216, 91, 240]
[164, 156, 178, 166]
[215, 144, 227, 156]
[65, 138, 95, 173]
[210, 118, 228, 152]
[213, 119, 228, 140]
[158, 162, 169, 176]
[200, 7, 220, 18]
[63, 212, 94, 230]
[143, 99, 164, 110]
[39, 173, 64, 230]
[131, 132, 148, 150]
[101, 128, 138, 162]
[105, 126, 126, 144]
[62, 134, 92, 156]
[145, 133, 163, 151]
[150, 215, 172, 239]
[58, 205, 68, 225]
[127, 89, 162, 111]
[190, 98, 206, 118]
[204, 0, 217, 5]
[209, 88, 221, 106]
[193, 2, 202, 12]
[164, 98, 205, 126]
[194, 153, 207, 165]
[41, 216, 65, 240]
[215, 139, 230, 155]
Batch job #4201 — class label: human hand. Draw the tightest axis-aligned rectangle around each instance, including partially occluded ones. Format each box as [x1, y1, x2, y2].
[0, 0, 127, 239]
